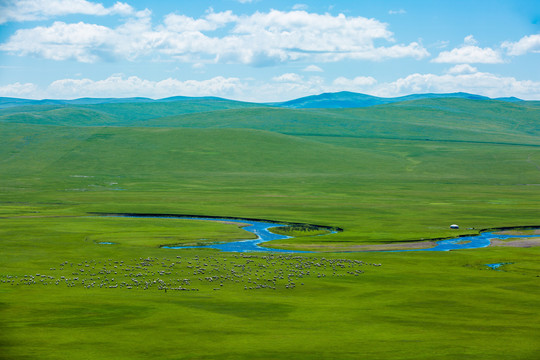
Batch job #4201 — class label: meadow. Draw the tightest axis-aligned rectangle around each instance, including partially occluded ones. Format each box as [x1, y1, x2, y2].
[1, 96, 539, 359]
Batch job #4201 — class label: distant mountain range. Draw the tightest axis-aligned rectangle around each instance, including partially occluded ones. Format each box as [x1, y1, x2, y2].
[0, 95, 228, 109]
[0, 91, 525, 110]
[271, 91, 524, 108]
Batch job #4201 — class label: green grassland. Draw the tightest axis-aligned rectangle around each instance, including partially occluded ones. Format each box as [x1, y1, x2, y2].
[1, 227, 539, 359]
[1, 97, 539, 359]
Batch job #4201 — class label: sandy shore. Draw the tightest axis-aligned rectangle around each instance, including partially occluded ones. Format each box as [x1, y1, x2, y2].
[267, 241, 437, 252]
[489, 238, 540, 248]
[334, 241, 437, 251]
[493, 229, 540, 235]
[198, 219, 252, 227]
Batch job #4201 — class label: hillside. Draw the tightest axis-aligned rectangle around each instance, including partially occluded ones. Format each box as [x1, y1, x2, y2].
[0, 95, 220, 108]
[134, 98, 540, 146]
[0, 107, 117, 126]
[1, 113, 539, 244]
[1, 91, 524, 112]
[0, 124, 396, 177]
[272, 91, 504, 108]
[1, 94, 539, 244]
[0, 98, 267, 125]
[1, 97, 538, 146]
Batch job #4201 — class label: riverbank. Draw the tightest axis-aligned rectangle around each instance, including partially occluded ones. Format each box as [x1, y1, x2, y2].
[90, 213, 540, 253]
[489, 238, 540, 248]
[263, 241, 437, 252]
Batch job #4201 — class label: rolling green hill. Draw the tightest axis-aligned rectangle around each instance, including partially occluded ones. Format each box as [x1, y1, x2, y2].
[0, 96, 539, 245]
[82, 98, 265, 122]
[0, 107, 117, 126]
[2, 98, 538, 147]
[0, 98, 267, 125]
[271, 90, 494, 108]
[1, 97, 538, 244]
[134, 98, 540, 146]
[1, 96, 538, 145]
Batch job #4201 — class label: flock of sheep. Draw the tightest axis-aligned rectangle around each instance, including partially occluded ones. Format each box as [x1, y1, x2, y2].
[1, 253, 381, 293]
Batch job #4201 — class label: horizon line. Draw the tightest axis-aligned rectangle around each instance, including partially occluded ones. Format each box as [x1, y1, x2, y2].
[0, 91, 532, 104]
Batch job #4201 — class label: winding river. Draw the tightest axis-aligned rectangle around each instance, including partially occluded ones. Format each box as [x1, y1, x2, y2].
[401, 231, 538, 252]
[97, 213, 540, 253]
[161, 217, 306, 253]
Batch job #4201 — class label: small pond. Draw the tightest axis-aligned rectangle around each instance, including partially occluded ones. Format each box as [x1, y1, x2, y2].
[485, 262, 513, 270]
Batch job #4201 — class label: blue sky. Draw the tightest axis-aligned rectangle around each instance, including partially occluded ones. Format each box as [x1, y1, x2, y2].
[0, 0, 539, 101]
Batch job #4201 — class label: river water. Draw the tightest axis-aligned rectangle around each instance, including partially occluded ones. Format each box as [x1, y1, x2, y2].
[404, 231, 537, 252]
[160, 217, 307, 252]
[98, 214, 539, 253]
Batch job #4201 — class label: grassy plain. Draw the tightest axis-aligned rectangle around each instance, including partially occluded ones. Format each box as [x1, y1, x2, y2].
[1, 227, 539, 359]
[1, 97, 539, 359]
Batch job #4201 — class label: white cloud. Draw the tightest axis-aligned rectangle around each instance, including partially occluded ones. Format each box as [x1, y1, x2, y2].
[446, 64, 478, 74]
[343, 42, 427, 61]
[303, 65, 323, 72]
[502, 34, 540, 56]
[205, 10, 238, 27]
[163, 11, 237, 32]
[432, 35, 502, 64]
[0, 82, 40, 97]
[372, 71, 540, 99]
[2, 70, 540, 102]
[254, 75, 325, 101]
[332, 76, 377, 91]
[0, 0, 134, 23]
[273, 73, 303, 82]
[231, 10, 393, 42]
[0, 9, 430, 65]
[265, 70, 540, 101]
[163, 14, 218, 32]
[463, 35, 477, 45]
[432, 45, 503, 64]
[0, 11, 161, 63]
[292, 4, 308, 10]
[0, 74, 321, 102]
[45, 75, 244, 99]
[0, 21, 114, 62]
[433, 40, 450, 49]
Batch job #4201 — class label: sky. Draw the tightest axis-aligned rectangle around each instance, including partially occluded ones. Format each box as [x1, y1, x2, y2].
[0, 0, 539, 102]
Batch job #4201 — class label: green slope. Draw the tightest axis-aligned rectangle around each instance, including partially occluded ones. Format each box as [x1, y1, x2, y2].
[2, 98, 538, 147]
[1, 121, 538, 244]
[272, 90, 491, 108]
[0, 107, 116, 126]
[47, 128, 401, 176]
[0, 99, 268, 126]
[0, 96, 539, 245]
[83, 98, 266, 123]
[0, 124, 393, 174]
[136, 98, 540, 146]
